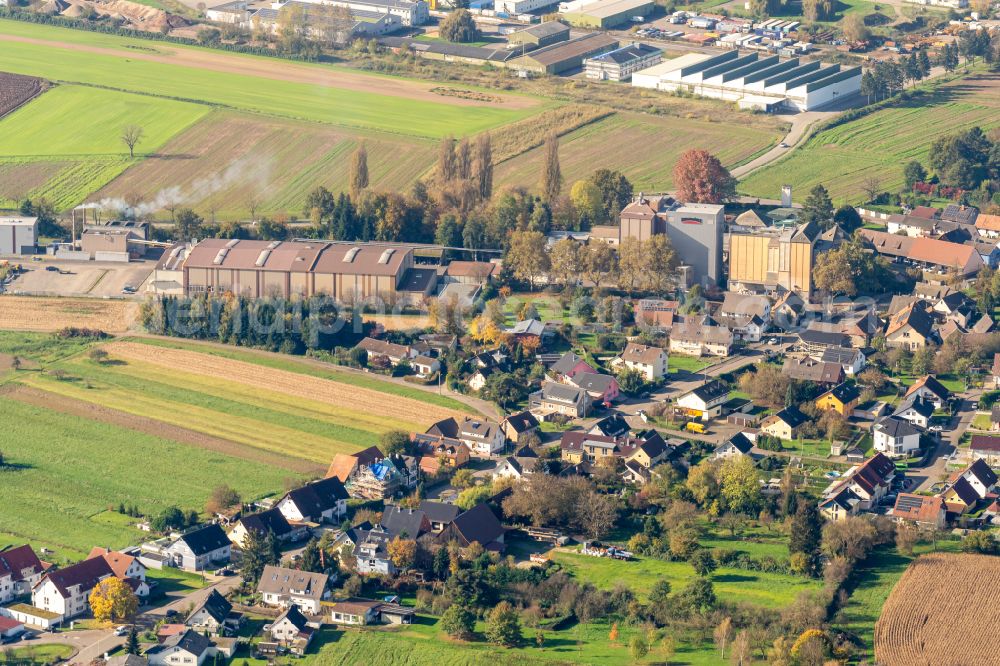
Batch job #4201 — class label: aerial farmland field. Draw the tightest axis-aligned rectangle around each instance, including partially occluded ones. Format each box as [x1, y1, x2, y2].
[740, 70, 1000, 202]
[0, 331, 473, 560]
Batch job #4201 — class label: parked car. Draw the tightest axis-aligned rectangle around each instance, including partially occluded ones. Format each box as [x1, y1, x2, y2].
[114, 626, 130, 636]
[45, 265, 59, 272]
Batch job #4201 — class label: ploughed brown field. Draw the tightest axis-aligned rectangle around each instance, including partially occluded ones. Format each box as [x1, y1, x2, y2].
[874, 552, 1000, 666]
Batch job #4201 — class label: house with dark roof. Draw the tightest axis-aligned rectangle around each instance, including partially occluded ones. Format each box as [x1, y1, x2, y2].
[970, 434, 1000, 465]
[228, 508, 306, 549]
[626, 431, 676, 470]
[760, 407, 809, 440]
[411, 432, 471, 475]
[547, 351, 596, 383]
[669, 320, 734, 357]
[419, 500, 460, 533]
[355, 337, 415, 365]
[0, 545, 45, 602]
[501, 410, 539, 444]
[815, 382, 862, 416]
[380, 506, 430, 540]
[797, 328, 849, 354]
[257, 565, 329, 614]
[277, 477, 350, 524]
[568, 372, 620, 404]
[941, 204, 979, 226]
[588, 413, 631, 438]
[941, 476, 981, 514]
[819, 347, 866, 375]
[892, 394, 935, 429]
[530, 381, 591, 418]
[873, 416, 922, 458]
[164, 524, 232, 572]
[676, 380, 731, 421]
[820, 453, 895, 520]
[440, 503, 505, 551]
[352, 526, 396, 575]
[268, 604, 313, 655]
[948, 459, 998, 504]
[714, 432, 755, 459]
[145, 629, 215, 666]
[32, 556, 115, 620]
[186, 589, 239, 636]
[885, 302, 937, 350]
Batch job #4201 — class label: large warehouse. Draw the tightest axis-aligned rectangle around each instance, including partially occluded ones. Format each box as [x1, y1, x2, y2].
[0, 216, 38, 255]
[632, 50, 861, 112]
[560, 0, 655, 28]
[181, 239, 438, 302]
[509, 33, 619, 74]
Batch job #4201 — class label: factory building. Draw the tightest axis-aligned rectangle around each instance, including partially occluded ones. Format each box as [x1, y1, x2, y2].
[591, 195, 724, 287]
[181, 239, 438, 302]
[727, 222, 818, 297]
[509, 33, 619, 75]
[584, 42, 662, 81]
[559, 0, 655, 28]
[632, 50, 861, 112]
[0, 216, 38, 255]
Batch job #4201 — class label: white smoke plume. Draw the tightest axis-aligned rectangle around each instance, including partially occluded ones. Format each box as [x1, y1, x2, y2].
[78, 158, 272, 217]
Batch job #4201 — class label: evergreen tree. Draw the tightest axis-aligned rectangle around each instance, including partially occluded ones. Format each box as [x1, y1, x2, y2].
[349, 143, 369, 200]
[433, 546, 451, 581]
[860, 70, 876, 104]
[126, 626, 140, 655]
[239, 529, 270, 587]
[788, 501, 822, 575]
[438, 136, 457, 183]
[540, 133, 562, 201]
[904, 52, 922, 86]
[475, 134, 494, 201]
[299, 538, 323, 573]
[918, 48, 931, 78]
[801, 184, 834, 227]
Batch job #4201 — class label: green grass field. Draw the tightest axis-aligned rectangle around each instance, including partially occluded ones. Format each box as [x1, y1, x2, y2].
[0, 399, 291, 561]
[0, 19, 537, 139]
[550, 549, 821, 609]
[741, 70, 1000, 202]
[0, 84, 209, 209]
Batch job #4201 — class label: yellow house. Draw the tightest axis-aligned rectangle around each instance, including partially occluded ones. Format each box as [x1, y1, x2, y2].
[759, 407, 808, 440]
[815, 382, 862, 417]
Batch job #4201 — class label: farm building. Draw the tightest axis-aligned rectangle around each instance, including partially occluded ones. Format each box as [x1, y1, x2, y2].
[0, 216, 38, 255]
[584, 43, 662, 81]
[509, 33, 619, 74]
[205, 0, 249, 22]
[858, 229, 985, 277]
[248, 4, 402, 39]
[560, 0, 655, 28]
[631, 51, 861, 112]
[181, 239, 438, 302]
[379, 37, 522, 65]
[506, 21, 570, 49]
[276, 0, 429, 25]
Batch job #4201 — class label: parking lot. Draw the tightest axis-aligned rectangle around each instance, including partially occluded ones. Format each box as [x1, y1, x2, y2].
[2, 258, 154, 299]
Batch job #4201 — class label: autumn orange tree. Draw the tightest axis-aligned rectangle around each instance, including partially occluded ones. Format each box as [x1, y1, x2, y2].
[387, 537, 417, 570]
[672, 149, 736, 204]
[89, 577, 138, 624]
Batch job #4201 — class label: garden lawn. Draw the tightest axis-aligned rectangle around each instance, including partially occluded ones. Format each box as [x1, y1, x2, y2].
[550, 549, 821, 609]
[1, 644, 74, 665]
[0, 398, 291, 560]
[0, 19, 538, 139]
[668, 355, 714, 375]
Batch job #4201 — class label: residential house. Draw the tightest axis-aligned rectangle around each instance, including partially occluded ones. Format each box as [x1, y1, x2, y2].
[627, 431, 675, 470]
[782, 356, 844, 386]
[493, 456, 537, 481]
[505, 318, 545, 343]
[32, 557, 115, 620]
[352, 526, 395, 575]
[560, 432, 634, 466]
[588, 413, 631, 438]
[669, 321, 733, 357]
[568, 372, 620, 405]
[328, 599, 382, 626]
[634, 298, 679, 330]
[419, 501, 460, 533]
[277, 477, 350, 524]
[807, 311, 881, 348]
[885, 302, 937, 350]
[326, 446, 386, 483]
[530, 382, 591, 418]
[772, 291, 804, 328]
[934, 291, 976, 326]
[797, 329, 850, 355]
[0, 545, 45, 603]
[145, 630, 215, 666]
[969, 435, 1000, 465]
[500, 411, 539, 445]
[892, 394, 935, 429]
[228, 508, 306, 549]
[355, 337, 415, 365]
[164, 524, 231, 572]
[903, 375, 950, 410]
[760, 407, 808, 440]
[440, 504, 505, 551]
[941, 477, 981, 514]
[87, 547, 148, 597]
[257, 565, 329, 614]
[971, 314, 995, 334]
[186, 589, 239, 636]
[546, 351, 596, 383]
[268, 605, 314, 655]
[676, 380, 731, 421]
[873, 416, 922, 458]
[467, 367, 492, 392]
[819, 453, 895, 520]
[946, 459, 998, 508]
[427, 416, 505, 457]
[443, 261, 499, 284]
[941, 203, 978, 226]
[381, 506, 431, 540]
[411, 355, 440, 377]
[417, 333, 458, 354]
[327, 446, 419, 499]
[992, 354, 1000, 389]
[859, 229, 984, 277]
[820, 347, 866, 376]
[714, 432, 755, 459]
[892, 493, 947, 529]
[411, 432, 471, 475]
[611, 342, 668, 380]
[715, 293, 770, 342]
[815, 382, 862, 417]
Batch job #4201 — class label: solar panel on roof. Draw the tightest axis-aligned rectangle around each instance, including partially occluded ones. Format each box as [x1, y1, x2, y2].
[896, 495, 924, 511]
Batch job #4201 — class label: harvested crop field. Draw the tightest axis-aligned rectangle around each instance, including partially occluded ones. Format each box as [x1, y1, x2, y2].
[874, 553, 1000, 666]
[96, 110, 437, 217]
[103, 340, 467, 425]
[0, 71, 43, 118]
[0, 296, 138, 333]
[495, 111, 779, 191]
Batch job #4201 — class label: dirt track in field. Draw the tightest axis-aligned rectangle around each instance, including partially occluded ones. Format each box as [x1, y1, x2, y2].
[2, 383, 323, 474]
[0, 33, 538, 110]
